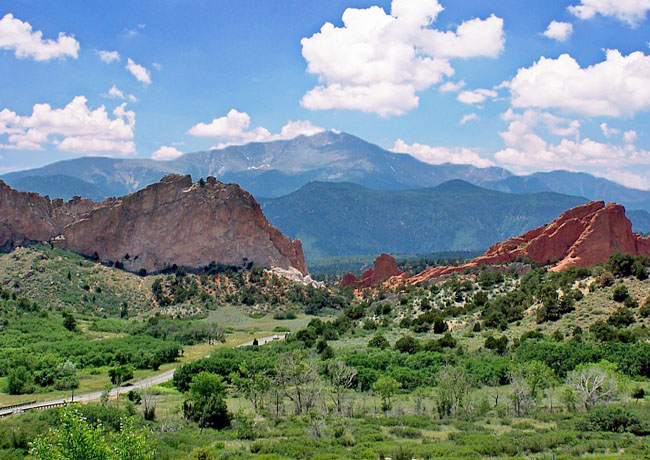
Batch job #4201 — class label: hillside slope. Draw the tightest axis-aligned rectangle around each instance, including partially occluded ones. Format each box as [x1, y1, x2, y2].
[260, 180, 588, 259]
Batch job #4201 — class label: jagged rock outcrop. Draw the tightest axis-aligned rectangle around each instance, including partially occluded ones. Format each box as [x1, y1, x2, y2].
[0, 180, 95, 249]
[1, 176, 308, 275]
[400, 201, 650, 285]
[340, 253, 403, 288]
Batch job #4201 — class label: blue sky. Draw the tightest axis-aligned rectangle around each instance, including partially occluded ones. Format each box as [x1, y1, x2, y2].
[1, 0, 650, 189]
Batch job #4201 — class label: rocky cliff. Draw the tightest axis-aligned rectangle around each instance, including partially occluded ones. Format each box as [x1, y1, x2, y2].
[0, 180, 95, 249]
[340, 253, 403, 288]
[1, 176, 307, 275]
[402, 201, 650, 285]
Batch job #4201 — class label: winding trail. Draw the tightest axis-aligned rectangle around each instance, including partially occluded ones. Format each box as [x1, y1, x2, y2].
[0, 334, 284, 417]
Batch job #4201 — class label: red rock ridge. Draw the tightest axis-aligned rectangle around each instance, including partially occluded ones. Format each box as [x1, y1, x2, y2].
[0, 176, 308, 276]
[396, 201, 650, 285]
[340, 253, 403, 288]
[0, 180, 96, 248]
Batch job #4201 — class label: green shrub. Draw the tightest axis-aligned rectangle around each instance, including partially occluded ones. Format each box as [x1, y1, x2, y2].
[394, 335, 419, 354]
[607, 308, 635, 327]
[612, 284, 629, 302]
[368, 334, 390, 349]
[577, 405, 646, 434]
[607, 253, 636, 278]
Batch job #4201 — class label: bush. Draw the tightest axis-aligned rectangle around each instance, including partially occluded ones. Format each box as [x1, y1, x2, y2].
[485, 335, 508, 355]
[368, 334, 390, 349]
[607, 253, 636, 278]
[577, 405, 646, 434]
[607, 308, 635, 327]
[432, 317, 448, 334]
[183, 372, 231, 429]
[612, 284, 629, 302]
[62, 311, 76, 331]
[596, 271, 615, 287]
[6, 366, 34, 395]
[108, 366, 133, 386]
[127, 390, 142, 405]
[394, 335, 419, 354]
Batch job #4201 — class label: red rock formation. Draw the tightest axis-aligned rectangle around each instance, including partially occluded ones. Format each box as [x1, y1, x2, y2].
[339, 273, 358, 288]
[0, 180, 94, 248]
[340, 253, 403, 288]
[0, 176, 308, 276]
[399, 201, 650, 285]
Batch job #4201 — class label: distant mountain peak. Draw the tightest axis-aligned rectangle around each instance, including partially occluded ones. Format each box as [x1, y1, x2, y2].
[432, 179, 485, 192]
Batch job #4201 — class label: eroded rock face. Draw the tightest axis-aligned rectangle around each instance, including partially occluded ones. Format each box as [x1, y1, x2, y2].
[1, 176, 307, 275]
[340, 253, 403, 288]
[399, 201, 650, 285]
[0, 180, 94, 249]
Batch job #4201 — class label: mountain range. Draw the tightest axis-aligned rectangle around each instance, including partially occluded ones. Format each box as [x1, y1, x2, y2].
[3, 131, 650, 215]
[259, 180, 594, 259]
[0, 131, 510, 199]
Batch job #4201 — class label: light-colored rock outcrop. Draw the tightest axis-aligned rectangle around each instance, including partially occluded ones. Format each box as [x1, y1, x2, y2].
[1, 176, 307, 276]
[0, 180, 95, 248]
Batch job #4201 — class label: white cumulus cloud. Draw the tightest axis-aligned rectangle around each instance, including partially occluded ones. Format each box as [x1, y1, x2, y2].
[493, 109, 650, 188]
[624, 130, 638, 144]
[187, 109, 325, 148]
[439, 80, 465, 93]
[542, 21, 573, 41]
[126, 58, 151, 85]
[300, 0, 504, 117]
[151, 145, 183, 161]
[568, 0, 650, 26]
[0, 13, 79, 61]
[98, 50, 120, 63]
[391, 138, 495, 168]
[0, 96, 135, 156]
[457, 88, 497, 105]
[509, 50, 650, 117]
[600, 123, 619, 138]
[102, 85, 137, 103]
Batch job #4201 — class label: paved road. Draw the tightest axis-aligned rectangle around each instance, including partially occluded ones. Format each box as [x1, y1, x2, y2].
[0, 334, 285, 417]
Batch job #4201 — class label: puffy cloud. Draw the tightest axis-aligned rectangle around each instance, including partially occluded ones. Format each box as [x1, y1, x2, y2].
[509, 50, 650, 117]
[624, 130, 638, 144]
[457, 88, 497, 105]
[152, 62, 162, 70]
[151, 145, 183, 161]
[0, 13, 79, 61]
[187, 109, 270, 140]
[460, 113, 479, 125]
[601, 169, 650, 189]
[98, 50, 120, 63]
[0, 96, 135, 156]
[275, 120, 325, 139]
[568, 0, 650, 26]
[542, 21, 573, 41]
[439, 80, 465, 92]
[391, 138, 495, 168]
[107, 85, 124, 99]
[494, 109, 650, 188]
[126, 58, 151, 85]
[600, 122, 619, 138]
[300, 0, 504, 116]
[187, 109, 325, 148]
[102, 85, 137, 103]
[418, 14, 505, 59]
